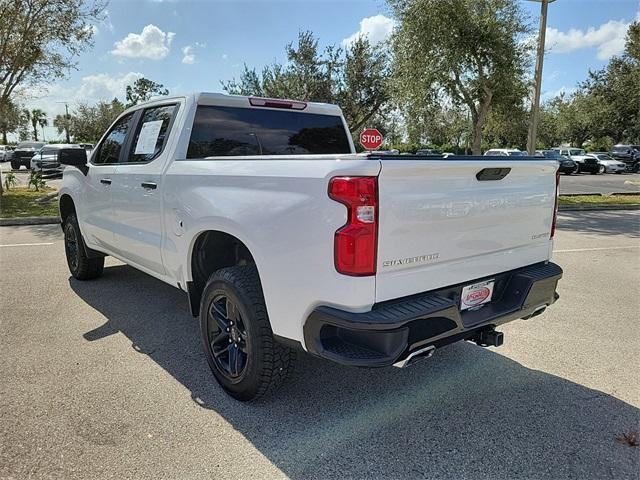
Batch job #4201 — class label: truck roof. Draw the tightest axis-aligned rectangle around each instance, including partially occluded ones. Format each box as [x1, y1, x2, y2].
[137, 92, 344, 117]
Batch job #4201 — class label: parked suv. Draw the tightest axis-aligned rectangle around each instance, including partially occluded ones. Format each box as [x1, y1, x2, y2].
[610, 145, 640, 172]
[11, 141, 45, 170]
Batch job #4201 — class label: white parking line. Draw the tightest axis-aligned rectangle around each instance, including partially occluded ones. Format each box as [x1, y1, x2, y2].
[555, 245, 640, 253]
[0, 242, 55, 248]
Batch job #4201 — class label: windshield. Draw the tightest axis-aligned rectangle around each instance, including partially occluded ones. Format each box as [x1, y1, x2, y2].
[570, 149, 585, 155]
[508, 151, 527, 156]
[597, 155, 614, 160]
[17, 142, 45, 149]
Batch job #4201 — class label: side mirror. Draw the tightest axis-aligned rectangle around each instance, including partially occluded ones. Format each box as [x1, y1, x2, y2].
[58, 148, 88, 175]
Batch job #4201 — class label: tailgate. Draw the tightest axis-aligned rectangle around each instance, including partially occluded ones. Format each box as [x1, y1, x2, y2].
[375, 158, 557, 302]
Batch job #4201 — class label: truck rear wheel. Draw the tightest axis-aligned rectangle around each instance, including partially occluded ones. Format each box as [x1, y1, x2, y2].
[10, 160, 20, 170]
[199, 266, 295, 401]
[63, 213, 104, 280]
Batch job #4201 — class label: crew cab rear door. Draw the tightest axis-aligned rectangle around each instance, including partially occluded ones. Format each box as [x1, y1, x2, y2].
[375, 156, 558, 302]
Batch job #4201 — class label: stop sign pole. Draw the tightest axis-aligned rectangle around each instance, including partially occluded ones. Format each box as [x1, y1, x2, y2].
[360, 128, 383, 151]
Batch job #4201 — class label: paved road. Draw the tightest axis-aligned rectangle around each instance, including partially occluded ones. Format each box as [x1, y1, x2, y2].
[1, 213, 639, 479]
[559, 172, 640, 194]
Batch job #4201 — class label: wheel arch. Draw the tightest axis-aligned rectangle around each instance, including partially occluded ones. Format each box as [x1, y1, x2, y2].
[59, 193, 76, 226]
[187, 229, 260, 317]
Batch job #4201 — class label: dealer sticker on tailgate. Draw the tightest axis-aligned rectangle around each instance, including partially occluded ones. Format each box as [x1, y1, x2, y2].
[460, 280, 495, 310]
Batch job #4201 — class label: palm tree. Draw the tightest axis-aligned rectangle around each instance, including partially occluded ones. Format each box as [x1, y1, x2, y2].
[38, 116, 48, 141]
[54, 114, 72, 143]
[30, 109, 46, 141]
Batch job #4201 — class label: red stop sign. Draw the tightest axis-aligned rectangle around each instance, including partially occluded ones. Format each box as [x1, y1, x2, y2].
[359, 128, 383, 150]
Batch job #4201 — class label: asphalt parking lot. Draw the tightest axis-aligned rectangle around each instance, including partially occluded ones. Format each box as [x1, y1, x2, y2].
[559, 172, 640, 194]
[1, 211, 639, 479]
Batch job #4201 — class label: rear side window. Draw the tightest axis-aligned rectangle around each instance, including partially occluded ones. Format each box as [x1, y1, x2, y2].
[94, 113, 134, 165]
[187, 105, 351, 158]
[127, 104, 178, 163]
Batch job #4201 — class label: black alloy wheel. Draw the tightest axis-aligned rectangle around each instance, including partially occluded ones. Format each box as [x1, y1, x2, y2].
[64, 222, 80, 271]
[207, 294, 249, 379]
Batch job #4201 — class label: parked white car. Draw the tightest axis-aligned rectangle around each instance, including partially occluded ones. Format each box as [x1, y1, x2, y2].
[484, 148, 527, 156]
[58, 92, 563, 400]
[586, 153, 627, 173]
[0, 145, 12, 162]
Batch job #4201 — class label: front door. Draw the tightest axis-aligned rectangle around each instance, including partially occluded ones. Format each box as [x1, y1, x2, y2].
[110, 103, 178, 275]
[80, 112, 136, 251]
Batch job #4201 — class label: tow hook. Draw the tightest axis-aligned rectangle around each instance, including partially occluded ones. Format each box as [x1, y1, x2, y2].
[470, 328, 504, 347]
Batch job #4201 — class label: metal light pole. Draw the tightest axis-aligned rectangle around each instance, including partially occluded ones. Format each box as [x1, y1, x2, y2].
[527, 0, 555, 155]
[56, 101, 71, 143]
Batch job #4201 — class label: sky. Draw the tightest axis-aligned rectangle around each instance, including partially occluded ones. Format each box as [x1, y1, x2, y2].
[15, 0, 640, 141]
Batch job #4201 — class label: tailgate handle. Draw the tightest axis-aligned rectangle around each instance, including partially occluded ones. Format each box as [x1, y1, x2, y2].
[476, 168, 511, 181]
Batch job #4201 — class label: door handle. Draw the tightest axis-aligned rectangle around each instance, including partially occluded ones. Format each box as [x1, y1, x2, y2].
[141, 182, 157, 190]
[100, 178, 111, 185]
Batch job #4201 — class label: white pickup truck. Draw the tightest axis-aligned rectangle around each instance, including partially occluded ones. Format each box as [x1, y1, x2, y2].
[58, 93, 563, 401]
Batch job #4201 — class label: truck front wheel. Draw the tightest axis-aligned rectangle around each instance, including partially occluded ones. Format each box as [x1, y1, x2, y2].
[63, 213, 104, 280]
[199, 266, 295, 401]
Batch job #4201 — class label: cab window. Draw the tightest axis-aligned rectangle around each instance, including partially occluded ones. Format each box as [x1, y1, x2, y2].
[93, 113, 135, 165]
[126, 104, 178, 163]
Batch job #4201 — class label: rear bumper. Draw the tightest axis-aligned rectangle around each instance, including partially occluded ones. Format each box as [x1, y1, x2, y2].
[304, 261, 562, 367]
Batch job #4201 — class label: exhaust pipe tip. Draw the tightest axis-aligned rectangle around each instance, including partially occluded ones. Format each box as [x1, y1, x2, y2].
[393, 345, 436, 368]
[522, 304, 547, 320]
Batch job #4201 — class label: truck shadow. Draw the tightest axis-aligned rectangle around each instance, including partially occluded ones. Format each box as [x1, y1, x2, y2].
[71, 265, 639, 479]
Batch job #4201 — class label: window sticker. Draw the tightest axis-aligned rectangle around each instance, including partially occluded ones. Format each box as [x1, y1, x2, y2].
[134, 120, 164, 155]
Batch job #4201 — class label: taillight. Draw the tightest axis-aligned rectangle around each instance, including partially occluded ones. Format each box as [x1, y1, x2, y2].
[551, 169, 560, 238]
[249, 97, 307, 110]
[329, 176, 378, 276]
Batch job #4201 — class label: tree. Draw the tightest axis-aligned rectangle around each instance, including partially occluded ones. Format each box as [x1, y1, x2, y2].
[390, 0, 532, 154]
[0, 99, 23, 144]
[0, 0, 104, 114]
[337, 37, 391, 133]
[69, 98, 125, 142]
[223, 32, 338, 103]
[222, 31, 391, 136]
[30, 108, 46, 141]
[54, 113, 72, 143]
[626, 21, 640, 61]
[125, 78, 169, 107]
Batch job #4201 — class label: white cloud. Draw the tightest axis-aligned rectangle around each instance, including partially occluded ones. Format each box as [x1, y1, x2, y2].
[541, 86, 576, 102]
[342, 14, 396, 48]
[182, 45, 195, 64]
[221, 53, 228, 60]
[546, 13, 637, 60]
[75, 72, 144, 101]
[111, 24, 175, 60]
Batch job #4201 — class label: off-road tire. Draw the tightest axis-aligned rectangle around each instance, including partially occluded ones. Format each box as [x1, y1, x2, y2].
[10, 160, 20, 170]
[63, 213, 104, 280]
[199, 266, 295, 401]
